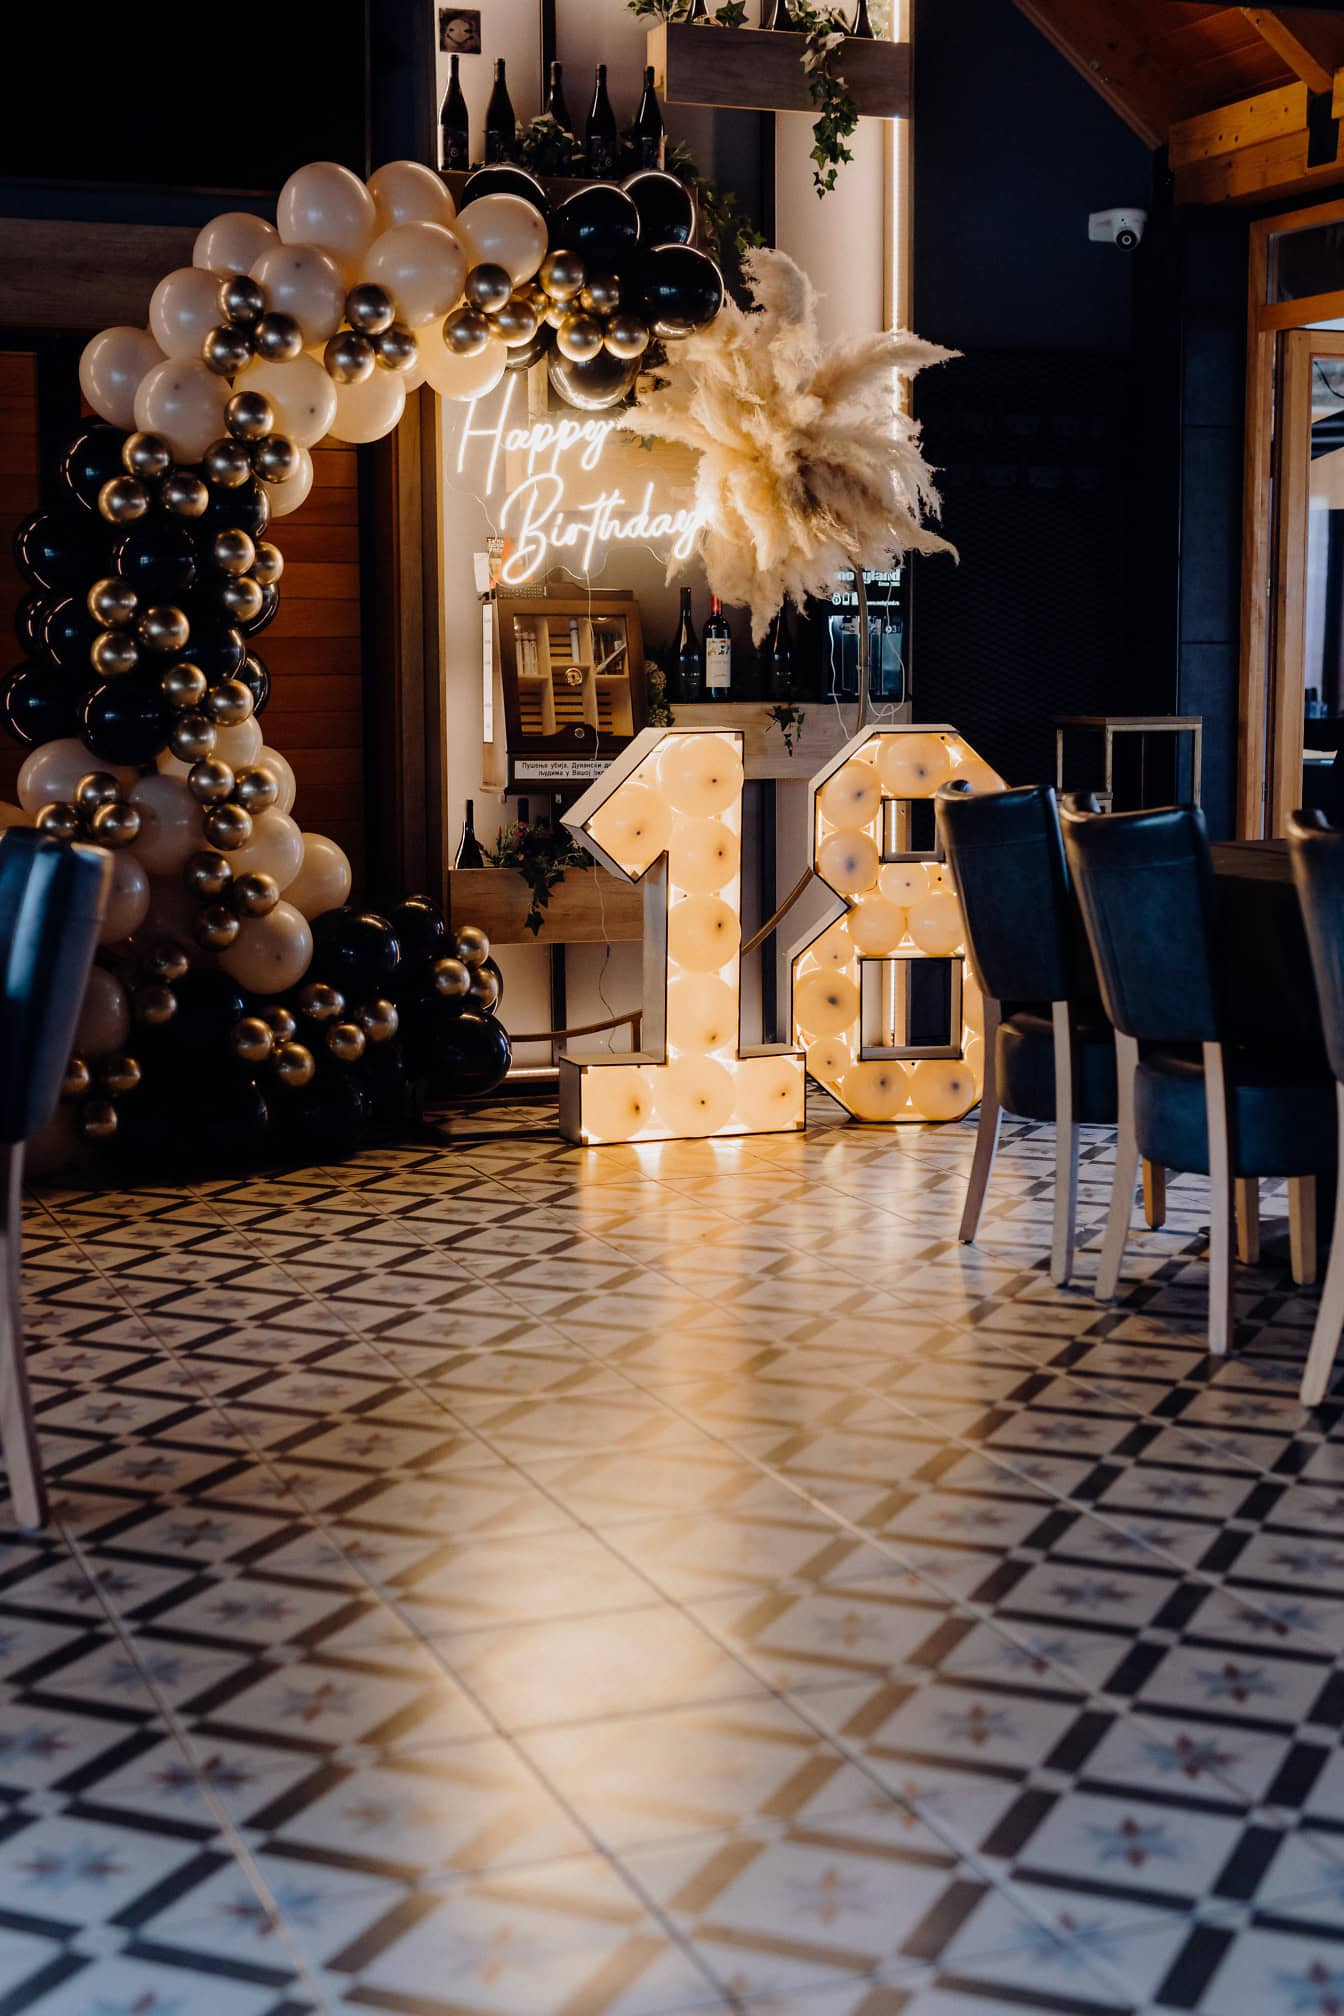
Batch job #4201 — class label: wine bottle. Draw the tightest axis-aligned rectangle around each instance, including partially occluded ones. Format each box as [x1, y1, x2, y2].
[634, 67, 665, 171]
[687, 0, 711, 17]
[485, 59, 516, 164]
[455, 799, 485, 869]
[703, 595, 732, 701]
[545, 60, 573, 134]
[850, 0, 875, 33]
[765, 607, 797, 700]
[762, 0, 797, 27]
[672, 587, 702, 704]
[586, 64, 618, 180]
[441, 56, 470, 173]
[517, 797, 531, 829]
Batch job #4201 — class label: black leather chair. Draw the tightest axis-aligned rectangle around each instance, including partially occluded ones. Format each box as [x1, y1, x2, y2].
[1288, 809, 1344, 1404]
[1062, 797, 1332, 1355]
[935, 782, 1163, 1286]
[1, 829, 110, 1528]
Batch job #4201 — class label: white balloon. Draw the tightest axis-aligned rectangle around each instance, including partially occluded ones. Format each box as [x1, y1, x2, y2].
[251, 242, 347, 344]
[227, 809, 304, 889]
[212, 718, 264, 767]
[453, 194, 548, 286]
[18, 740, 134, 813]
[422, 334, 506, 403]
[149, 267, 226, 360]
[369, 159, 457, 232]
[329, 370, 405, 443]
[284, 833, 352, 918]
[127, 774, 203, 875]
[361, 221, 467, 326]
[277, 162, 378, 281]
[255, 748, 296, 814]
[265, 440, 314, 518]
[79, 327, 164, 431]
[134, 358, 230, 462]
[98, 852, 150, 946]
[400, 332, 430, 392]
[194, 211, 278, 275]
[75, 966, 130, 1056]
[219, 902, 313, 995]
[238, 357, 336, 448]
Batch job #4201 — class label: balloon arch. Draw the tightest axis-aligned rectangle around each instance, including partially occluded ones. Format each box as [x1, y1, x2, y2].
[6, 158, 725, 1171]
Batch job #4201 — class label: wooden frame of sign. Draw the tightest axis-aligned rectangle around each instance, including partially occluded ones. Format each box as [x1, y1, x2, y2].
[496, 590, 648, 793]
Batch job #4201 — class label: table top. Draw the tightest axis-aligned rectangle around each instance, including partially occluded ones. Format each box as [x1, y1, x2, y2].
[1056, 715, 1203, 732]
[1211, 839, 1291, 884]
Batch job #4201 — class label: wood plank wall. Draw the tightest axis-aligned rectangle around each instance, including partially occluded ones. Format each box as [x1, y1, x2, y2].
[0, 352, 40, 810]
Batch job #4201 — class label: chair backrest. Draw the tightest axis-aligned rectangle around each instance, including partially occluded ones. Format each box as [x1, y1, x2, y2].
[0, 831, 111, 1147]
[1058, 796, 1219, 1044]
[1288, 809, 1344, 1083]
[934, 782, 1076, 1003]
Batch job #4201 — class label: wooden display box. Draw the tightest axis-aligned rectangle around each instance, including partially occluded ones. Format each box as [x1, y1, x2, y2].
[498, 593, 648, 792]
[646, 22, 909, 118]
[447, 866, 644, 946]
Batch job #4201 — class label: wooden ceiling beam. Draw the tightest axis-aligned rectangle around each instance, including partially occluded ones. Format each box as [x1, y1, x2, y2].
[1010, 0, 1183, 148]
[1239, 9, 1334, 93]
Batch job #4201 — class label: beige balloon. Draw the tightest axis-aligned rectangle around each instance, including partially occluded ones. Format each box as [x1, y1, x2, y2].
[194, 210, 279, 275]
[219, 902, 313, 995]
[453, 194, 548, 286]
[361, 221, 467, 327]
[98, 852, 151, 946]
[127, 774, 203, 875]
[226, 809, 304, 889]
[265, 441, 315, 519]
[420, 332, 506, 402]
[149, 267, 227, 360]
[251, 241, 347, 344]
[212, 718, 264, 768]
[238, 355, 336, 448]
[255, 748, 297, 815]
[277, 161, 378, 281]
[400, 332, 430, 392]
[369, 159, 457, 232]
[329, 370, 405, 444]
[134, 358, 230, 462]
[79, 327, 164, 430]
[75, 966, 130, 1056]
[18, 739, 133, 812]
[285, 833, 353, 917]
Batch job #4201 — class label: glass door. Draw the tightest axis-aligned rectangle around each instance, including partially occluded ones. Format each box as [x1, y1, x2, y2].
[1271, 329, 1344, 831]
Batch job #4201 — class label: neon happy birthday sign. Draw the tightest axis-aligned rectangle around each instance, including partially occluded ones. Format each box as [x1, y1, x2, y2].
[457, 377, 702, 585]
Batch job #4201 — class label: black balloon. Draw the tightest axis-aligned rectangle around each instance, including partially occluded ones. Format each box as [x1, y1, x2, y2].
[238, 581, 280, 637]
[622, 169, 696, 248]
[388, 894, 445, 965]
[550, 184, 640, 267]
[81, 671, 173, 765]
[114, 523, 199, 602]
[14, 511, 104, 593]
[309, 909, 401, 998]
[272, 1073, 370, 1161]
[240, 650, 270, 715]
[14, 592, 52, 657]
[462, 164, 549, 214]
[353, 1039, 422, 1139]
[42, 596, 100, 676]
[61, 425, 130, 513]
[2, 661, 79, 746]
[506, 328, 553, 374]
[547, 347, 639, 412]
[201, 477, 271, 541]
[425, 1007, 511, 1099]
[183, 625, 245, 686]
[159, 970, 252, 1054]
[639, 244, 724, 339]
[116, 1063, 270, 1169]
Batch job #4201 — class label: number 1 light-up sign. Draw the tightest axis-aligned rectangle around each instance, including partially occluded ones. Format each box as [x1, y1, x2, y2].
[558, 727, 806, 1146]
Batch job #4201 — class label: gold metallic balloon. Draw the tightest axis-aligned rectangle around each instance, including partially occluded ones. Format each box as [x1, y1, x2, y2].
[469, 965, 501, 1011]
[204, 438, 253, 489]
[540, 250, 586, 302]
[346, 282, 395, 335]
[431, 955, 471, 998]
[465, 262, 513, 315]
[74, 771, 121, 816]
[186, 758, 235, 804]
[232, 764, 278, 813]
[98, 476, 151, 525]
[556, 312, 603, 363]
[203, 802, 252, 851]
[219, 576, 263, 622]
[225, 389, 274, 441]
[324, 329, 375, 384]
[368, 322, 415, 372]
[443, 305, 491, 358]
[61, 1056, 92, 1101]
[543, 301, 569, 330]
[272, 1040, 316, 1088]
[454, 924, 491, 967]
[203, 679, 254, 726]
[229, 1015, 274, 1063]
[183, 849, 233, 898]
[169, 711, 217, 762]
[87, 577, 138, 628]
[253, 434, 300, 484]
[143, 941, 189, 984]
[358, 998, 399, 1043]
[36, 802, 81, 841]
[580, 271, 622, 315]
[123, 430, 172, 480]
[296, 981, 346, 1022]
[521, 281, 549, 315]
[133, 983, 177, 1026]
[231, 870, 280, 917]
[78, 1096, 118, 1143]
[161, 471, 209, 518]
[250, 540, 284, 587]
[137, 604, 190, 654]
[260, 1004, 297, 1042]
[90, 629, 140, 679]
[326, 1021, 366, 1063]
[603, 310, 650, 361]
[492, 295, 540, 345]
[98, 1054, 141, 1096]
[194, 902, 241, 950]
[212, 529, 256, 576]
[90, 801, 142, 849]
[254, 311, 303, 362]
[202, 324, 253, 376]
[220, 272, 266, 326]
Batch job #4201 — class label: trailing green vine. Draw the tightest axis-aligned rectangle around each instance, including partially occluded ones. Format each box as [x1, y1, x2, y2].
[768, 702, 805, 755]
[485, 818, 591, 937]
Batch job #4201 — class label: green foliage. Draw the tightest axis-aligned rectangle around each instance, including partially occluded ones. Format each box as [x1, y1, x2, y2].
[792, 0, 860, 197]
[486, 818, 590, 937]
[515, 113, 586, 179]
[643, 649, 675, 727]
[768, 702, 806, 755]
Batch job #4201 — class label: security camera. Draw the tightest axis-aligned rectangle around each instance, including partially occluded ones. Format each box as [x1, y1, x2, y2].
[1089, 207, 1147, 250]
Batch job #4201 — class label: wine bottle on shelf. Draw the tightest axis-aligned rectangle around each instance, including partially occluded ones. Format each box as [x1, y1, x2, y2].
[634, 67, 665, 171]
[762, 0, 797, 28]
[454, 800, 485, 869]
[671, 586, 702, 704]
[516, 797, 531, 829]
[545, 61, 573, 134]
[687, 0, 711, 16]
[484, 59, 517, 164]
[586, 64, 619, 179]
[441, 56, 470, 173]
[765, 607, 798, 700]
[703, 595, 732, 702]
[850, 0, 875, 34]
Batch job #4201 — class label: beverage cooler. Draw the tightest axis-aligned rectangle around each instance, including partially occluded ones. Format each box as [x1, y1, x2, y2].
[818, 565, 910, 707]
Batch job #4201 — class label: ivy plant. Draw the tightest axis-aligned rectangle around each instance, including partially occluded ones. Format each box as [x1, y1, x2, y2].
[485, 818, 591, 937]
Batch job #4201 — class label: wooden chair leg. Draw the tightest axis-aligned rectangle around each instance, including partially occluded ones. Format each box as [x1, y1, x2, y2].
[1097, 1034, 1140, 1302]
[960, 997, 1002, 1244]
[1302, 1089, 1344, 1405]
[1289, 1177, 1318, 1288]
[1050, 1001, 1078, 1287]
[1142, 1161, 1166, 1230]
[0, 1143, 46, 1532]
[1203, 1042, 1235, 1356]
[1235, 1179, 1261, 1265]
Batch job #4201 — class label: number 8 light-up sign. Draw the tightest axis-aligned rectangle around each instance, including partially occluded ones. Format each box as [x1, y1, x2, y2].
[558, 727, 806, 1145]
[791, 726, 1004, 1124]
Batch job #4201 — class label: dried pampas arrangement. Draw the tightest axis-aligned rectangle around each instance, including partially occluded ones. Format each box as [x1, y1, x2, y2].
[635, 247, 956, 642]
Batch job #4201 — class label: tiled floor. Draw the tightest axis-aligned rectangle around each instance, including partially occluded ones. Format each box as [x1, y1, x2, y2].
[5, 1099, 1344, 2016]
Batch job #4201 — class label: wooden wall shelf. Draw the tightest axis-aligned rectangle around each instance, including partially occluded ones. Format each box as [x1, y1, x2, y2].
[646, 22, 910, 119]
[671, 700, 878, 779]
[448, 866, 644, 946]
